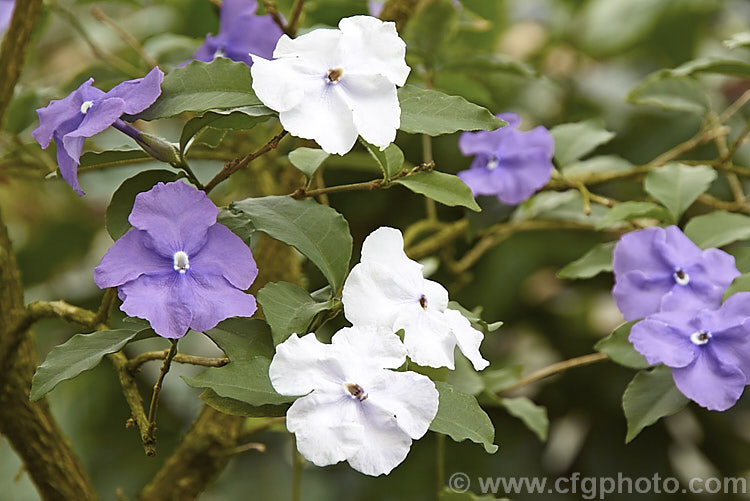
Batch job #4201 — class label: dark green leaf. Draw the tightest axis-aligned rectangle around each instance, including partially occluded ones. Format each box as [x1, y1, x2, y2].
[79, 149, 151, 170]
[395, 171, 481, 211]
[430, 381, 498, 453]
[288, 147, 330, 178]
[362, 141, 404, 179]
[204, 318, 274, 361]
[723, 273, 750, 301]
[398, 85, 505, 136]
[627, 71, 709, 114]
[106, 169, 179, 240]
[404, 0, 460, 54]
[31, 329, 138, 401]
[199, 388, 290, 417]
[481, 365, 523, 393]
[229, 196, 352, 293]
[596, 201, 672, 229]
[557, 242, 615, 279]
[550, 120, 615, 166]
[644, 163, 716, 222]
[684, 211, 750, 248]
[257, 281, 336, 345]
[729, 247, 750, 273]
[217, 207, 256, 246]
[623, 365, 688, 443]
[595, 322, 650, 370]
[497, 396, 549, 441]
[180, 109, 270, 156]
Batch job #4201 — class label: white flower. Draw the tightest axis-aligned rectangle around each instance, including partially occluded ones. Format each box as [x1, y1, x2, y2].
[269, 326, 438, 476]
[342, 227, 490, 371]
[250, 15, 410, 155]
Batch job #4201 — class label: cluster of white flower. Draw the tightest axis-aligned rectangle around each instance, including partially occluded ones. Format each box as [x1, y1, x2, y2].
[269, 228, 490, 476]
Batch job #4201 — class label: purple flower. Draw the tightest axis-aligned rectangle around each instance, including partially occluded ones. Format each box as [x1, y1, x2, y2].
[0, 1, 14, 35]
[31, 67, 164, 196]
[94, 181, 258, 339]
[630, 292, 750, 411]
[612, 226, 739, 321]
[193, 0, 283, 67]
[457, 112, 554, 205]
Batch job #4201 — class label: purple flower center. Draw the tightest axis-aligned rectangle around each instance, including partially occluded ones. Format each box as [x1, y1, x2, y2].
[690, 329, 712, 345]
[418, 294, 428, 310]
[327, 67, 344, 84]
[80, 100, 95, 114]
[173, 251, 190, 274]
[673, 268, 690, 286]
[344, 382, 368, 401]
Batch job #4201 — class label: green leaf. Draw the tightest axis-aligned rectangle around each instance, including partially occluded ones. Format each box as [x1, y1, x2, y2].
[724, 31, 750, 50]
[404, 0, 459, 55]
[395, 171, 481, 211]
[684, 211, 750, 249]
[430, 381, 498, 453]
[79, 149, 151, 170]
[183, 356, 294, 406]
[106, 169, 179, 240]
[204, 318, 274, 361]
[180, 109, 270, 157]
[497, 396, 549, 441]
[447, 301, 502, 334]
[557, 242, 614, 280]
[512, 190, 610, 225]
[728, 247, 750, 273]
[627, 71, 709, 114]
[644, 163, 716, 222]
[31, 329, 138, 401]
[398, 84, 505, 136]
[199, 388, 290, 417]
[217, 206, 255, 245]
[595, 201, 672, 229]
[362, 141, 404, 179]
[257, 281, 336, 345]
[668, 57, 750, 78]
[595, 322, 650, 370]
[288, 147, 330, 178]
[229, 196, 352, 293]
[550, 120, 615, 166]
[481, 365, 523, 393]
[723, 273, 750, 301]
[132, 58, 274, 120]
[623, 365, 688, 443]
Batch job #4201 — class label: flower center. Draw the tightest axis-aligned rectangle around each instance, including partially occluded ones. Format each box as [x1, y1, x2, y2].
[327, 67, 344, 83]
[690, 329, 712, 345]
[173, 251, 190, 274]
[80, 100, 95, 114]
[418, 294, 428, 310]
[673, 268, 689, 286]
[487, 155, 499, 170]
[213, 47, 226, 59]
[343, 382, 367, 401]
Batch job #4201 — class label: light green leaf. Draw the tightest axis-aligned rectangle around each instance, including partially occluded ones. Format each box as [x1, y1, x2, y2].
[430, 381, 498, 453]
[595, 322, 650, 370]
[106, 169, 179, 240]
[596, 201, 672, 229]
[668, 57, 750, 78]
[512, 190, 609, 225]
[644, 163, 716, 222]
[447, 301, 503, 334]
[498, 396, 549, 441]
[183, 356, 294, 406]
[723, 273, 750, 301]
[404, 0, 460, 54]
[362, 141, 404, 179]
[728, 247, 750, 273]
[623, 365, 688, 443]
[557, 242, 615, 279]
[180, 109, 270, 156]
[550, 120, 615, 166]
[398, 84, 505, 136]
[199, 388, 290, 417]
[79, 149, 151, 170]
[204, 318, 274, 361]
[395, 171, 481, 211]
[257, 281, 336, 345]
[724, 31, 750, 50]
[31, 329, 138, 401]
[132, 58, 274, 120]
[481, 365, 523, 394]
[684, 211, 750, 249]
[627, 71, 709, 114]
[288, 148, 330, 178]
[562, 155, 635, 177]
[229, 196, 352, 293]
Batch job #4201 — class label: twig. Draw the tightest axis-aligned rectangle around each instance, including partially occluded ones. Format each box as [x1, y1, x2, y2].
[109, 351, 156, 456]
[220, 442, 267, 456]
[128, 350, 229, 372]
[498, 352, 610, 395]
[90, 7, 158, 69]
[264, 2, 291, 37]
[146, 339, 179, 440]
[204, 130, 288, 193]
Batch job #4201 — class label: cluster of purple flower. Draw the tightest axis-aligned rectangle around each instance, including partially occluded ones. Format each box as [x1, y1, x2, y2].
[612, 226, 750, 411]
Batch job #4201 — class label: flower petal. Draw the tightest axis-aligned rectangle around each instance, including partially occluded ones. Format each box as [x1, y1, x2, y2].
[338, 16, 410, 86]
[364, 369, 438, 438]
[190, 224, 258, 290]
[54, 132, 85, 196]
[272, 29, 343, 67]
[62, 97, 126, 152]
[338, 73, 399, 149]
[31, 79, 102, 148]
[93, 229, 170, 288]
[331, 326, 406, 370]
[396, 309, 457, 369]
[612, 270, 673, 321]
[184, 272, 257, 332]
[249, 55, 308, 112]
[628, 317, 697, 368]
[612, 227, 672, 279]
[119, 272, 193, 339]
[444, 309, 489, 371]
[347, 403, 413, 476]
[105, 66, 164, 115]
[342, 262, 418, 328]
[672, 348, 746, 411]
[270, 333, 346, 396]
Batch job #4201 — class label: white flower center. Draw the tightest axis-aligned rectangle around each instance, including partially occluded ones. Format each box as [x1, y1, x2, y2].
[690, 329, 712, 345]
[327, 67, 344, 83]
[80, 100, 94, 114]
[673, 268, 689, 285]
[213, 47, 225, 59]
[343, 382, 368, 401]
[173, 251, 190, 274]
[418, 294, 428, 310]
[487, 155, 499, 170]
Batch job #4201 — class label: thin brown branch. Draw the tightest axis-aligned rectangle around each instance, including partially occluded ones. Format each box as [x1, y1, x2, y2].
[128, 350, 228, 371]
[91, 7, 158, 69]
[220, 442, 267, 456]
[109, 351, 156, 456]
[498, 352, 610, 395]
[146, 340, 179, 440]
[287, 0, 306, 36]
[263, 2, 292, 37]
[204, 130, 288, 193]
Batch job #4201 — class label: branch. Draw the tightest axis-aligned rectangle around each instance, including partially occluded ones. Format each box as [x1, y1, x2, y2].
[109, 351, 156, 456]
[146, 340, 178, 442]
[287, 0, 306, 36]
[498, 352, 610, 395]
[128, 350, 228, 371]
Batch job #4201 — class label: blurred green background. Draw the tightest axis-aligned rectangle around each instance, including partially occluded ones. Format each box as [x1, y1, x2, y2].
[2, 0, 750, 499]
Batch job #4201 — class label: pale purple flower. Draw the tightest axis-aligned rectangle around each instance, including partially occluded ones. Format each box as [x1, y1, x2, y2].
[250, 15, 410, 155]
[193, 0, 283, 66]
[94, 181, 258, 339]
[457, 112, 554, 205]
[342, 227, 489, 371]
[269, 326, 439, 476]
[0, 1, 14, 35]
[31, 67, 164, 195]
[630, 292, 750, 411]
[612, 226, 739, 321]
